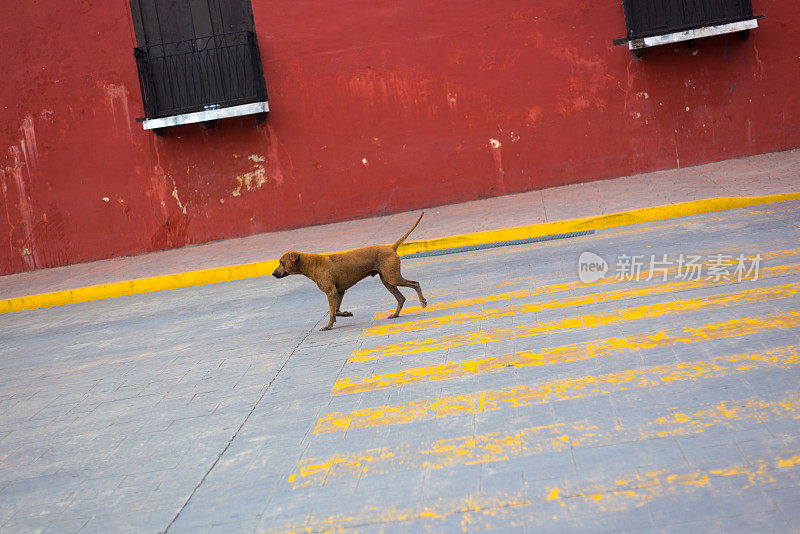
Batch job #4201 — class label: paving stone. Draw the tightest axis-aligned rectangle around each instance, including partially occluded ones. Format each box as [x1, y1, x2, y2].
[778, 497, 800, 529]
[646, 491, 721, 527]
[716, 510, 791, 533]
[79, 507, 175, 533]
[680, 443, 748, 471]
[519, 450, 577, 481]
[571, 438, 687, 475]
[768, 485, 800, 506]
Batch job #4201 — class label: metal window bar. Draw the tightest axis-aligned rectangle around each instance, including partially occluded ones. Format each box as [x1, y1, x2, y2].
[135, 30, 268, 120]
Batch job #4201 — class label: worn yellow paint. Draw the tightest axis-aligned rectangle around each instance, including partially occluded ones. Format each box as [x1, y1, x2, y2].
[354, 280, 800, 362]
[748, 205, 800, 215]
[363, 262, 800, 337]
[315, 345, 800, 434]
[333, 310, 800, 396]
[4, 193, 798, 314]
[293, 395, 799, 487]
[282, 492, 535, 533]
[281, 450, 799, 533]
[777, 456, 800, 468]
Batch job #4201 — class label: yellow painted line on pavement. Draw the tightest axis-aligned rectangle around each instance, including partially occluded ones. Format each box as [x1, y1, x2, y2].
[557, 452, 792, 512]
[292, 394, 799, 487]
[376, 248, 800, 320]
[281, 450, 799, 532]
[354, 280, 800, 362]
[366, 260, 800, 336]
[282, 490, 535, 533]
[333, 310, 800, 396]
[748, 205, 800, 215]
[315, 344, 800, 433]
[3, 192, 798, 314]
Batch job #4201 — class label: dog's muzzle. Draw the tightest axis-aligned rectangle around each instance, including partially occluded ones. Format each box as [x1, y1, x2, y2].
[272, 270, 286, 278]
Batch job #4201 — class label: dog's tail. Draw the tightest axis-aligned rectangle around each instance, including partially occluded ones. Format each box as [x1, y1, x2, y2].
[392, 212, 424, 251]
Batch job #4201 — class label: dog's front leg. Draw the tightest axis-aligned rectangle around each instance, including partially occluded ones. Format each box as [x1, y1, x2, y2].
[320, 291, 338, 331]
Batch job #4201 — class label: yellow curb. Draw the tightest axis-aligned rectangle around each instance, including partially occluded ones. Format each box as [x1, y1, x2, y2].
[0, 260, 278, 314]
[2, 192, 798, 314]
[395, 192, 800, 256]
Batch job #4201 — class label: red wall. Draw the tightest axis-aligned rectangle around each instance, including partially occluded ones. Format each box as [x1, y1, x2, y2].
[1, 1, 798, 275]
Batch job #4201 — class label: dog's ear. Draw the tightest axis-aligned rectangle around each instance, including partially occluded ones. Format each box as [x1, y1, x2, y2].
[288, 250, 300, 263]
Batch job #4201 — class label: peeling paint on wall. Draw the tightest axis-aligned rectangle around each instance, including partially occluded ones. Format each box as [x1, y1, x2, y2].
[171, 179, 187, 214]
[264, 124, 289, 186]
[231, 155, 271, 197]
[20, 116, 40, 170]
[230, 124, 289, 198]
[3, 147, 36, 270]
[146, 137, 174, 248]
[1, 114, 45, 271]
[551, 48, 613, 115]
[102, 83, 133, 139]
[489, 138, 505, 193]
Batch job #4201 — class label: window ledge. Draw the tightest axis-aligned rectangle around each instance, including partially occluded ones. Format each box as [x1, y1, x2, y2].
[628, 18, 758, 50]
[141, 101, 269, 130]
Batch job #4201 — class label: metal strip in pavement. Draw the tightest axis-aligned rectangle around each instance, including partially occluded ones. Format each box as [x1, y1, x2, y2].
[399, 230, 595, 258]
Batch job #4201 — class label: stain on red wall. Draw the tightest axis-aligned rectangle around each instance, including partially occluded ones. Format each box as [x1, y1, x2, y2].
[1, 1, 798, 274]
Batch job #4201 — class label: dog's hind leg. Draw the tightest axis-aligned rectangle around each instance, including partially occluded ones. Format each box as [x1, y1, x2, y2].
[380, 276, 406, 318]
[382, 273, 426, 310]
[400, 278, 427, 309]
[380, 256, 427, 310]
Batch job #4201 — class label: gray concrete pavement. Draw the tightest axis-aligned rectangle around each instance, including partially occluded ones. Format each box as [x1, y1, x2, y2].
[1, 198, 800, 532]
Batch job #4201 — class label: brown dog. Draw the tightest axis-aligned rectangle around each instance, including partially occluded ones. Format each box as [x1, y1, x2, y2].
[272, 213, 427, 330]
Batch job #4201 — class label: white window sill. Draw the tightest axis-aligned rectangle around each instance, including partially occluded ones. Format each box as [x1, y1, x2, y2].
[629, 18, 758, 50]
[141, 101, 269, 130]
